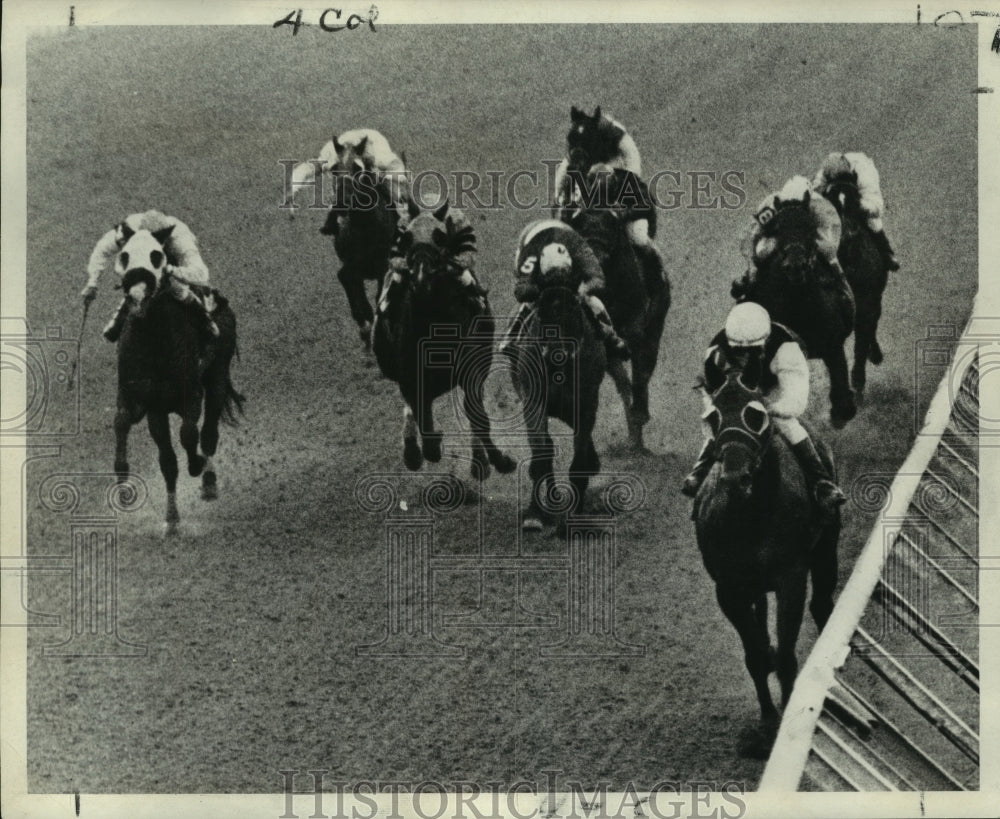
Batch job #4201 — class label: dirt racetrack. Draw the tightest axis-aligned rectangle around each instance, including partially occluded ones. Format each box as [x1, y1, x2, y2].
[23, 24, 977, 793]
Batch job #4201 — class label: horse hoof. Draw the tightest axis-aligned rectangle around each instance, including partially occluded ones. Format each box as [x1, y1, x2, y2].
[737, 722, 777, 759]
[630, 437, 651, 455]
[423, 436, 443, 463]
[114, 462, 129, 483]
[492, 453, 518, 474]
[403, 439, 423, 471]
[521, 515, 544, 532]
[869, 342, 883, 365]
[470, 458, 491, 482]
[830, 399, 857, 429]
[164, 520, 180, 537]
[201, 472, 219, 501]
[188, 455, 206, 477]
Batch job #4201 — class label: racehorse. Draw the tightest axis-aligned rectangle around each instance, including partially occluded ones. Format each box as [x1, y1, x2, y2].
[509, 266, 606, 531]
[561, 168, 670, 450]
[821, 174, 889, 404]
[371, 202, 516, 481]
[113, 229, 244, 534]
[328, 162, 405, 350]
[748, 199, 857, 428]
[694, 371, 839, 757]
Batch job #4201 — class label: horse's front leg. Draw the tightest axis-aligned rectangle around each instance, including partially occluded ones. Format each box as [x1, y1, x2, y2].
[113, 393, 134, 483]
[200, 382, 223, 501]
[179, 394, 206, 478]
[775, 573, 808, 708]
[715, 584, 779, 752]
[147, 411, 180, 535]
[523, 416, 556, 532]
[824, 347, 857, 429]
[606, 357, 641, 447]
[462, 378, 515, 482]
[567, 407, 601, 521]
[337, 263, 375, 349]
[418, 394, 442, 464]
[402, 403, 423, 471]
[851, 295, 882, 404]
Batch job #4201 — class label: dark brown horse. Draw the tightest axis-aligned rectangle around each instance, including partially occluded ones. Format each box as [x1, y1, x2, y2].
[113, 230, 244, 534]
[510, 277, 606, 531]
[561, 169, 670, 450]
[694, 371, 839, 756]
[821, 175, 889, 404]
[372, 202, 516, 481]
[747, 200, 857, 428]
[329, 164, 404, 350]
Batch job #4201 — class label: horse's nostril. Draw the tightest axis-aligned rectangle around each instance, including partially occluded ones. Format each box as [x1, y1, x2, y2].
[739, 474, 753, 492]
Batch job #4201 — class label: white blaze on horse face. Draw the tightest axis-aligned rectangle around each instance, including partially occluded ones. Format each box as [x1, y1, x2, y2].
[115, 230, 169, 290]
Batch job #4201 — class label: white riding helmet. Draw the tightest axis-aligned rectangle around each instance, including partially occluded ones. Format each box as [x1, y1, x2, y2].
[777, 175, 812, 204]
[725, 302, 771, 348]
[539, 242, 573, 275]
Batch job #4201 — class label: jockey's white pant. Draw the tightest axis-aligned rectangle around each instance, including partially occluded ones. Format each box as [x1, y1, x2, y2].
[627, 220, 652, 247]
[772, 415, 808, 445]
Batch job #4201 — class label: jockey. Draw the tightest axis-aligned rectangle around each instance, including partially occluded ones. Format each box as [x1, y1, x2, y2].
[374, 205, 487, 326]
[552, 107, 654, 254]
[812, 151, 900, 272]
[81, 210, 218, 343]
[732, 175, 852, 305]
[498, 219, 630, 359]
[681, 302, 847, 516]
[289, 128, 412, 230]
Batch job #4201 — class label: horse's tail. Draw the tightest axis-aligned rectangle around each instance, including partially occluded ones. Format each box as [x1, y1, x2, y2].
[220, 375, 246, 426]
[212, 295, 246, 426]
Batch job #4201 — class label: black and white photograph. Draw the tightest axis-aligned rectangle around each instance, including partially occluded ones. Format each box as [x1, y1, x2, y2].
[1, 1, 997, 817]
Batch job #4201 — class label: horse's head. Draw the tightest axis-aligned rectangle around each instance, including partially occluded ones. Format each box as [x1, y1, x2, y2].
[115, 223, 174, 308]
[331, 156, 388, 214]
[562, 167, 628, 265]
[760, 192, 818, 287]
[823, 173, 862, 222]
[703, 370, 773, 500]
[395, 201, 476, 294]
[566, 105, 618, 172]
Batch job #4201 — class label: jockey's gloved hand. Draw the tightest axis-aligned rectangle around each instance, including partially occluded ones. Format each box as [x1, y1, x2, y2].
[81, 284, 98, 305]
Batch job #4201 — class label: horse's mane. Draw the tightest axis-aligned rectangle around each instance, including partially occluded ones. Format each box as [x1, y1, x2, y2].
[822, 174, 864, 230]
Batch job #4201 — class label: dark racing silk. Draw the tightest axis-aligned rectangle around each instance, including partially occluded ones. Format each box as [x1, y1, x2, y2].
[514, 219, 605, 301]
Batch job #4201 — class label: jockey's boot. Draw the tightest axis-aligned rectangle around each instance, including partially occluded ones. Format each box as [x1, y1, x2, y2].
[184, 292, 220, 341]
[102, 298, 129, 343]
[497, 302, 533, 356]
[584, 294, 630, 359]
[872, 229, 901, 272]
[682, 438, 715, 497]
[791, 437, 847, 518]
